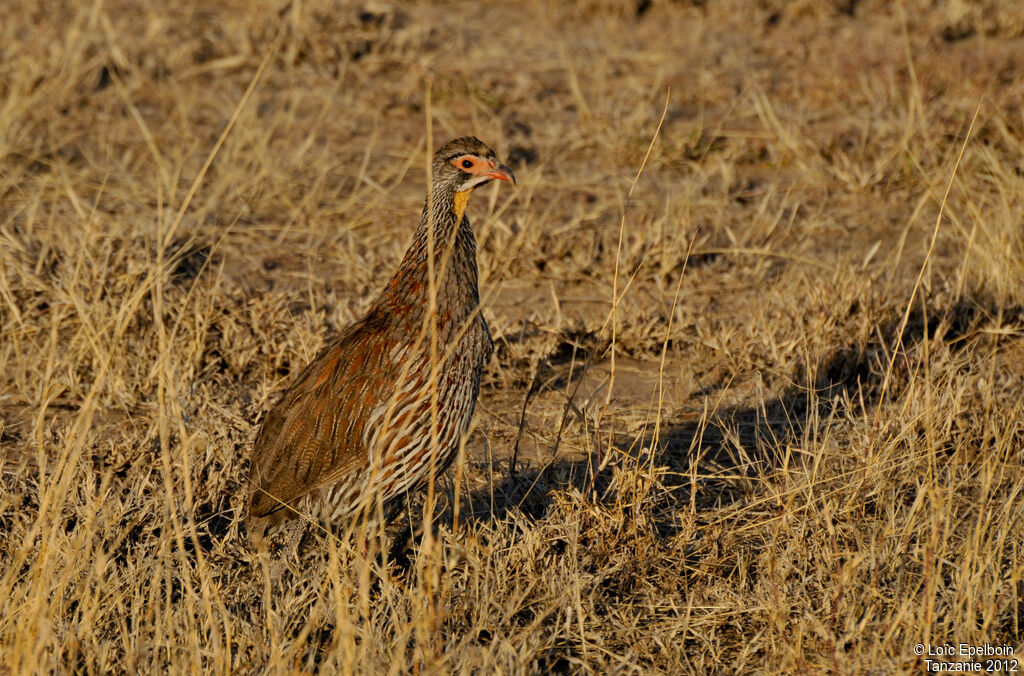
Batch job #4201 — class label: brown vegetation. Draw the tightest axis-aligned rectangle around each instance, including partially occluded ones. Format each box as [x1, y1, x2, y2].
[2, 0, 1023, 672]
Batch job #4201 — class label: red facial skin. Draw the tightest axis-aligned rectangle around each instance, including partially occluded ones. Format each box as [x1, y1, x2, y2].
[451, 155, 516, 184]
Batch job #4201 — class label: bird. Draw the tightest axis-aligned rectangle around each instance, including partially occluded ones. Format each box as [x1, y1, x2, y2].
[246, 136, 515, 548]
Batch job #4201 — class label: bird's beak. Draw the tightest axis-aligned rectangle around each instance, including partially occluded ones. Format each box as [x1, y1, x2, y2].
[483, 161, 516, 186]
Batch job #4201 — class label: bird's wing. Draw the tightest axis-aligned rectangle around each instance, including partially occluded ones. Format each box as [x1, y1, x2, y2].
[247, 319, 404, 520]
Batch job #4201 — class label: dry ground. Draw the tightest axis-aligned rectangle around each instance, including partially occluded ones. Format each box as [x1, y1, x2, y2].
[2, 0, 1024, 673]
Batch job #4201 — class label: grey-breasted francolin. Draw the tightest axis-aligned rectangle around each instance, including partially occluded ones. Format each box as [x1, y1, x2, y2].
[246, 137, 515, 547]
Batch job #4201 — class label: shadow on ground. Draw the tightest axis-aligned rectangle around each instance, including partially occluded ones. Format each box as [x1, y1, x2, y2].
[458, 296, 1018, 536]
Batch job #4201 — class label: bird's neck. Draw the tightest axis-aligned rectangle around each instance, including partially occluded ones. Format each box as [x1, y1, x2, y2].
[377, 188, 481, 316]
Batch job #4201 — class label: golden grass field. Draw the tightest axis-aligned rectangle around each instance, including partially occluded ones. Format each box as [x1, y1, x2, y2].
[2, 0, 1024, 672]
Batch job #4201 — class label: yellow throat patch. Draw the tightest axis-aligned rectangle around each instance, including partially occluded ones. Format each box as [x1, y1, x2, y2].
[453, 190, 471, 224]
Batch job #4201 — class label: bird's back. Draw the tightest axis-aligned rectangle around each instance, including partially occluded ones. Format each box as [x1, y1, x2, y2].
[246, 295, 491, 543]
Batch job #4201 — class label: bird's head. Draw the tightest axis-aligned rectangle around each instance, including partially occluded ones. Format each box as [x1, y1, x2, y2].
[431, 137, 516, 213]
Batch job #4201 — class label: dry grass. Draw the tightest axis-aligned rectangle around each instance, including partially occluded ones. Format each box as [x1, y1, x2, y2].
[2, 0, 1024, 672]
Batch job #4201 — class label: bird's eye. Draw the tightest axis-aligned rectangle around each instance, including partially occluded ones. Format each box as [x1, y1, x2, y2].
[461, 159, 474, 169]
